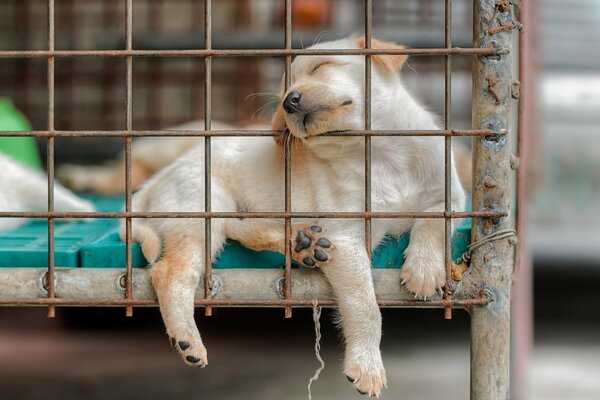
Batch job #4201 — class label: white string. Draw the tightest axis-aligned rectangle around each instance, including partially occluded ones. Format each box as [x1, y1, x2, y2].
[308, 299, 325, 400]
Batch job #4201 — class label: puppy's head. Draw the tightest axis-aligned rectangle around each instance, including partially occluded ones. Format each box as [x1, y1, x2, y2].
[273, 37, 408, 145]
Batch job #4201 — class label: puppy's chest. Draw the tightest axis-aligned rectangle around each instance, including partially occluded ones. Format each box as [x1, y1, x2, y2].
[290, 162, 414, 212]
[287, 162, 363, 212]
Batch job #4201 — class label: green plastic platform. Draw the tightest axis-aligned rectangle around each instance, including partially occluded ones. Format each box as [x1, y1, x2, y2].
[0, 196, 471, 269]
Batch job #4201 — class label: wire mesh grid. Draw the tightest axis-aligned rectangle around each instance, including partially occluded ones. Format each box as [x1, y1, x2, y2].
[0, 0, 514, 321]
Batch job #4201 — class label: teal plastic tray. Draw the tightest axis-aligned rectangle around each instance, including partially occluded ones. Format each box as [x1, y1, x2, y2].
[0, 196, 471, 269]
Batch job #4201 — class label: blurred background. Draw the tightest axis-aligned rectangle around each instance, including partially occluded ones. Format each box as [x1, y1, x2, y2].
[0, 0, 599, 399]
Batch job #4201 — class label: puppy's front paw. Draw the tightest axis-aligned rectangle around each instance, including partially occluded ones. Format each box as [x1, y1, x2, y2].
[169, 335, 208, 368]
[345, 353, 387, 397]
[400, 254, 446, 299]
[291, 225, 333, 268]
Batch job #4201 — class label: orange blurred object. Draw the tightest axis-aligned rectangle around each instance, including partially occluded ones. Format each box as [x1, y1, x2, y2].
[292, 0, 330, 29]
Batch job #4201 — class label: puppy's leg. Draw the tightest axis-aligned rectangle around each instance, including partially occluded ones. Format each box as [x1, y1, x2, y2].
[151, 219, 228, 368]
[151, 235, 207, 367]
[320, 236, 386, 397]
[225, 219, 334, 268]
[57, 159, 151, 195]
[401, 202, 451, 298]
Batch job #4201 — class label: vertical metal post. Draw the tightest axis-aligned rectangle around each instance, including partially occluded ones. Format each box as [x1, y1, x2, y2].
[443, 0, 453, 320]
[364, 0, 372, 256]
[124, 0, 134, 317]
[46, 0, 56, 318]
[204, 0, 213, 317]
[513, 1, 535, 398]
[283, 0, 293, 318]
[469, 1, 515, 399]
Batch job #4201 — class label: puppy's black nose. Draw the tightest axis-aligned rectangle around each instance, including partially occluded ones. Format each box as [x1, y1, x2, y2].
[283, 91, 302, 114]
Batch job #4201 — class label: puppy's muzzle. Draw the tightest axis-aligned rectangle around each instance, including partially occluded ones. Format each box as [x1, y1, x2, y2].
[283, 91, 302, 114]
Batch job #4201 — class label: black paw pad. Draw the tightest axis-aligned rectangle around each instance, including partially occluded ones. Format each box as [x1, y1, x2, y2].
[294, 231, 312, 252]
[186, 355, 201, 364]
[170, 337, 177, 349]
[178, 341, 191, 351]
[357, 389, 368, 396]
[346, 375, 355, 383]
[314, 249, 328, 262]
[316, 237, 331, 248]
[303, 257, 315, 267]
[310, 225, 322, 233]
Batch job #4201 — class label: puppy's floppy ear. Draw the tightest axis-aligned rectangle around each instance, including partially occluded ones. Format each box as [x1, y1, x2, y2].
[355, 37, 408, 73]
[272, 105, 287, 147]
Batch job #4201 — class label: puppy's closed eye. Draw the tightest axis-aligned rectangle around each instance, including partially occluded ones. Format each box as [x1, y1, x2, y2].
[310, 61, 332, 74]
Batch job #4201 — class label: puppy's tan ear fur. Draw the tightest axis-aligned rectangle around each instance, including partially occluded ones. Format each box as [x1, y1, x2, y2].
[272, 106, 287, 147]
[355, 37, 408, 73]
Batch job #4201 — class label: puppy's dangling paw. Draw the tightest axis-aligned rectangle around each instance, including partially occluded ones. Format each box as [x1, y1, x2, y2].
[344, 356, 387, 397]
[168, 335, 208, 368]
[291, 224, 334, 268]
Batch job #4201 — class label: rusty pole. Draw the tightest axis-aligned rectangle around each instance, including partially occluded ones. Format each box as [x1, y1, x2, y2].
[465, 1, 516, 399]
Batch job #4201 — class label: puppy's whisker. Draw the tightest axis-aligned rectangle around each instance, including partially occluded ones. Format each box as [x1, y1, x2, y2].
[287, 104, 302, 114]
[251, 99, 279, 120]
[245, 92, 279, 102]
[251, 97, 279, 110]
[405, 61, 418, 74]
[312, 31, 329, 47]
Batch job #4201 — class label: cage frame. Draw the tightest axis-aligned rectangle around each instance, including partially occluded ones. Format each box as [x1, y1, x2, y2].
[0, 1, 520, 398]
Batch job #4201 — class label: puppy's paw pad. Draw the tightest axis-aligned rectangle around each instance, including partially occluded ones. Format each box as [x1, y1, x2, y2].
[345, 361, 387, 398]
[169, 336, 208, 367]
[183, 346, 208, 368]
[291, 225, 334, 268]
[178, 341, 191, 351]
[400, 257, 446, 299]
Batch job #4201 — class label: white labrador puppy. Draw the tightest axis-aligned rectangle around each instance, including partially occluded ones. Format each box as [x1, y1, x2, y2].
[122, 37, 465, 397]
[0, 153, 95, 230]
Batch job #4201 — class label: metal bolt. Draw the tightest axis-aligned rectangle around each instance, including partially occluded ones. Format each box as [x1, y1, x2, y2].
[480, 288, 495, 302]
[42, 272, 51, 291]
[511, 80, 521, 99]
[276, 277, 286, 299]
[210, 274, 221, 298]
[510, 154, 520, 170]
[41, 272, 59, 292]
[497, 0, 510, 13]
[484, 177, 498, 188]
[118, 274, 127, 290]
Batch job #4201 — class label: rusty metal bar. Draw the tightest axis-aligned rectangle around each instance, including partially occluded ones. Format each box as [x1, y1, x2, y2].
[462, 1, 516, 398]
[0, 268, 488, 308]
[46, 0, 56, 319]
[364, 0, 372, 256]
[124, 0, 134, 317]
[0, 128, 508, 138]
[443, 0, 453, 320]
[0, 48, 507, 58]
[204, 0, 213, 317]
[0, 210, 507, 219]
[283, 0, 293, 319]
[0, 298, 487, 308]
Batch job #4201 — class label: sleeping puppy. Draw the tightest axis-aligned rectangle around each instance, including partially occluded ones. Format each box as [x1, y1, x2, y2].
[56, 120, 239, 195]
[122, 36, 465, 397]
[0, 152, 95, 230]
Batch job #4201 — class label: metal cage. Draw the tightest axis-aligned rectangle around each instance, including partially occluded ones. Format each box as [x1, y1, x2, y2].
[0, 1, 523, 398]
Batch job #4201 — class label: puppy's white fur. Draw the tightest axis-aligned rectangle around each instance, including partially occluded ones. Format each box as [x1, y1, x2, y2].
[0, 153, 95, 230]
[123, 37, 465, 397]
